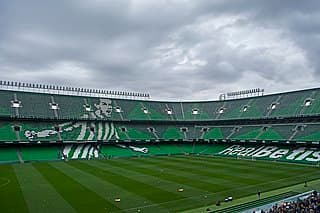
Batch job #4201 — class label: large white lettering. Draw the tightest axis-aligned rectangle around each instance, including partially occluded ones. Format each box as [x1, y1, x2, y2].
[295, 150, 314, 161]
[286, 147, 305, 160]
[247, 146, 265, 156]
[252, 146, 278, 158]
[229, 147, 246, 155]
[218, 145, 240, 155]
[218, 145, 320, 164]
[270, 149, 289, 159]
[238, 147, 257, 156]
[306, 151, 320, 162]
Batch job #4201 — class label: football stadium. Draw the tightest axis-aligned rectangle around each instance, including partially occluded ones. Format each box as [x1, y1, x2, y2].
[0, 81, 320, 212]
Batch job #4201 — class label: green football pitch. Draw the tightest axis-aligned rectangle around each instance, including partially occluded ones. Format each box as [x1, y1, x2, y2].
[0, 155, 319, 213]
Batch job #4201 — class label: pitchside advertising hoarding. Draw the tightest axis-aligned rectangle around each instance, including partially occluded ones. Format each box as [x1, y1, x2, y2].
[218, 145, 320, 163]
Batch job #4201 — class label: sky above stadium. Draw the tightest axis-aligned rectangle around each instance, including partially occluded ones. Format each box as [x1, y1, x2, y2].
[1, 0, 320, 101]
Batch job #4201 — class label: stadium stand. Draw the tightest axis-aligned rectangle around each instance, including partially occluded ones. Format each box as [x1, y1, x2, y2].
[2, 120, 320, 144]
[0, 86, 320, 165]
[2, 83, 320, 213]
[0, 146, 19, 162]
[1, 87, 320, 121]
[213, 191, 299, 213]
[20, 146, 60, 162]
[264, 190, 319, 213]
[6, 124, 320, 142]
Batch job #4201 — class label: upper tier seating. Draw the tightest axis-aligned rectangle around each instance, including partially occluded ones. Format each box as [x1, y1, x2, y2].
[1, 88, 320, 121]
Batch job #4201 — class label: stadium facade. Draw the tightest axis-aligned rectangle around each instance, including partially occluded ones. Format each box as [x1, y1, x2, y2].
[0, 85, 320, 164]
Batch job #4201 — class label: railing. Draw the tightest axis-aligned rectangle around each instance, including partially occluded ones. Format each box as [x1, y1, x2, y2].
[0, 80, 151, 100]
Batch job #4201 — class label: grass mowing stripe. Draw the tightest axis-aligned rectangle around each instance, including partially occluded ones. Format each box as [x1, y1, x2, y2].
[123, 156, 246, 185]
[52, 162, 166, 212]
[185, 179, 320, 213]
[146, 156, 320, 189]
[97, 157, 319, 212]
[85, 160, 220, 212]
[175, 155, 315, 172]
[131, 157, 286, 188]
[99, 158, 232, 192]
[117, 157, 239, 186]
[189, 155, 315, 172]
[34, 162, 119, 212]
[14, 164, 76, 213]
[145, 156, 291, 183]
[0, 165, 28, 213]
[118, 156, 320, 211]
[148, 156, 276, 178]
[79, 162, 206, 213]
[188, 155, 320, 178]
[68, 161, 183, 204]
[89, 160, 208, 197]
[130, 157, 260, 185]
[2, 155, 319, 213]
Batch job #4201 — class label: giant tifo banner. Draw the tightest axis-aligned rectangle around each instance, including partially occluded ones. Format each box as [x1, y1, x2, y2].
[217, 145, 320, 164]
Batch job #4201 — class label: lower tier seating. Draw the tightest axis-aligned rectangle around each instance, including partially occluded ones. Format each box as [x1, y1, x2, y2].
[1, 143, 319, 165]
[0, 146, 19, 162]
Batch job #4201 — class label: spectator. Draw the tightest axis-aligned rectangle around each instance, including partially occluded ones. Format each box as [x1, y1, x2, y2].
[264, 191, 320, 213]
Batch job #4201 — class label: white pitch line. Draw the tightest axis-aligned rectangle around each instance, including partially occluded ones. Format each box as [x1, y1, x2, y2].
[0, 177, 11, 188]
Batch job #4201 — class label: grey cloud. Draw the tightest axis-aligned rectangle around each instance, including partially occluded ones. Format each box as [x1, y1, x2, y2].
[0, 0, 320, 101]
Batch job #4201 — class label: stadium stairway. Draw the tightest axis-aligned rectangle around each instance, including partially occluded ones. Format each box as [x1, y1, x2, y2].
[17, 147, 24, 163]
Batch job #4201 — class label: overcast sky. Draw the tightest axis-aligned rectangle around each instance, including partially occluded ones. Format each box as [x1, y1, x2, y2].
[1, 0, 320, 101]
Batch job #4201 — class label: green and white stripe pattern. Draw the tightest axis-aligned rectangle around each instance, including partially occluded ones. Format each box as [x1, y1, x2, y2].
[23, 121, 117, 142]
[62, 144, 100, 159]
